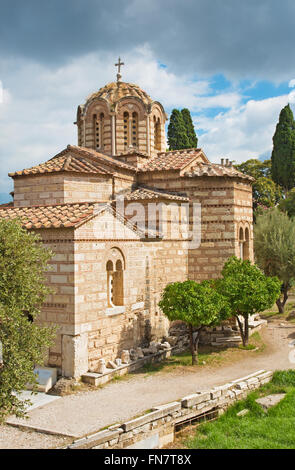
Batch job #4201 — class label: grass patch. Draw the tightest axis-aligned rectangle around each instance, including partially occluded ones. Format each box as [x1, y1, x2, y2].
[238, 344, 257, 351]
[182, 370, 295, 449]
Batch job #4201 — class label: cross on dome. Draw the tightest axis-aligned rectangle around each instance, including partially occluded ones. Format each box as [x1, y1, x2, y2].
[115, 57, 124, 82]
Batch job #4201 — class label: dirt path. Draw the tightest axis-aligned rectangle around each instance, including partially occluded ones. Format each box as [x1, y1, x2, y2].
[2, 318, 295, 448]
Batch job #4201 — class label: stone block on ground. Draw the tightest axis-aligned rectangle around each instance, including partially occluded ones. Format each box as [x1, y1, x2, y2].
[97, 359, 106, 374]
[121, 350, 130, 364]
[107, 361, 117, 369]
[27, 366, 57, 393]
[255, 394, 286, 411]
[237, 409, 249, 417]
[181, 391, 210, 408]
[136, 347, 144, 359]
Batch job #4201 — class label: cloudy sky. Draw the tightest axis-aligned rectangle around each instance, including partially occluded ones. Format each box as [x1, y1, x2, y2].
[1, 0, 295, 202]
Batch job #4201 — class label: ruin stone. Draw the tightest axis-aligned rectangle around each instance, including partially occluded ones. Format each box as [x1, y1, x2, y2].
[121, 350, 130, 364]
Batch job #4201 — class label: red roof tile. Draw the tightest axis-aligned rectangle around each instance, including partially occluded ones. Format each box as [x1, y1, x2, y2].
[183, 163, 255, 181]
[0, 203, 97, 229]
[9, 145, 136, 178]
[138, 149, 202, 172]
[124, 186, 189, 201]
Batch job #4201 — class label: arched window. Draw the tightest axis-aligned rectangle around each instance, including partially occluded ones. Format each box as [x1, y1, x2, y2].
[99, 113, 104, 150]
[106, 258, 124, 307]
[132, 112, 138, 148]
[93, 113, 104, 151]
[106, 260, 114, 307]
[243, 227, 250, 260]
[123, 111, 129, 148]
[154, 117, 161, 151]
[239, 227, 244, 260]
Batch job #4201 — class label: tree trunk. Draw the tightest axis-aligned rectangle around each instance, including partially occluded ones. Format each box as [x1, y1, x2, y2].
[236, 315, 247, 347]
[244, 315, 249, 346]
[276, 283, 289, 314]
[189, 324, 198, 365]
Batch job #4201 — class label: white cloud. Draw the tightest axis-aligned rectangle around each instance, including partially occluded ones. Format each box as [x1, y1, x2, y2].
[197, 94, 290, 163]
[0, 46, 241, 196]
[0, 45, 293, 200]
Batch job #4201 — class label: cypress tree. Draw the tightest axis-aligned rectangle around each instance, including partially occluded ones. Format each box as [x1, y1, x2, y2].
[271, 104, 295, 193]
[181, 108, 198, 148]
[167, 109, 190, 150]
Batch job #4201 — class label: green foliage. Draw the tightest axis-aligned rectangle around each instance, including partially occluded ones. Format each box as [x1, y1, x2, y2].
[159, 280, 229, 364]
[279, 187, 295, 217]
[216, 257, 281, 345]
[181, 108, 198, 148]
[158, 280, 228, 328]
[253, 177, 282, 208]
[254, 208, 295, 312]
[167, 109, 190, 150]
[234, 159, 282, 211]
[0, 220, 56, 422]
[235, 158, 272, 180]
[271, 104, 295, 192]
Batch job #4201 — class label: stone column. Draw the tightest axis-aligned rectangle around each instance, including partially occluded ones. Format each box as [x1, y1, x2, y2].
[62, 333, 88, 379]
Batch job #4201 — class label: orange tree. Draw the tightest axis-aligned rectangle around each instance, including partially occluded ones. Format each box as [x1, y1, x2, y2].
[216, 257, 281, 346]
[158, 280, 229, 364]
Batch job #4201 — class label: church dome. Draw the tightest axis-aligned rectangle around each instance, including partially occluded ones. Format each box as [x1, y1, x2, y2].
[84, 81, 154, 110]
[76, 70, 167, 158]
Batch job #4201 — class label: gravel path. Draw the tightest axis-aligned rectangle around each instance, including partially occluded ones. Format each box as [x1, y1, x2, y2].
[2, 318, 295, 448]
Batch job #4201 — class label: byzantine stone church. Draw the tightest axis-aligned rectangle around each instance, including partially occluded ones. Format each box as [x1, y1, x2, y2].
[0, 62, 254, 379]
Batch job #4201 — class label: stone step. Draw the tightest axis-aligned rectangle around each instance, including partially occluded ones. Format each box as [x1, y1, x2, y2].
[215, 336, 241, 342]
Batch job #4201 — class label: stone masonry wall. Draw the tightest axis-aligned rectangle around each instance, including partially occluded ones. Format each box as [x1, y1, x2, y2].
[13, 173, 115, 206]
[67, 370, 273, 449]
[137, 172, 253, 280]
[37, 228, 76, 374]
[73, 212, 188, 373]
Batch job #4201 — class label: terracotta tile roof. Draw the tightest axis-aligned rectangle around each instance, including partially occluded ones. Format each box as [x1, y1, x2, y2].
[0, 203, 97, 229]
[9, 145, 136, 178]
[0, 202, 13, 208]
[0, 202, 163, 239]
[116, 149, 150, 159]
[138, 149, 203, 172]
[69, 146, 136, 171]
[183, 163, 255, 181]
[124, 186, 189, 202]
[9, 152, 111, 178]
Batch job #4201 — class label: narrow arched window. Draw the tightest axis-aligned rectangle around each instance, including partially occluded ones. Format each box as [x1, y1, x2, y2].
[106, 258, 124, 307]
[100, 113, 104, 150]
[93, 113, 104, 151]
[154, 117, 161, 151]
[132, 112, 138, 148]
[124, 111, 129, 148]
[239, 227, 244, 260]
[93, 114, 99, 150]
[243, 227, 250, 260]
[106, 260, 114, 307]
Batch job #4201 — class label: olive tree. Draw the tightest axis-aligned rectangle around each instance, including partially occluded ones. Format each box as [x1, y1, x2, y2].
[254, 208, 295, 313]
[0, 219, 56, 422]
